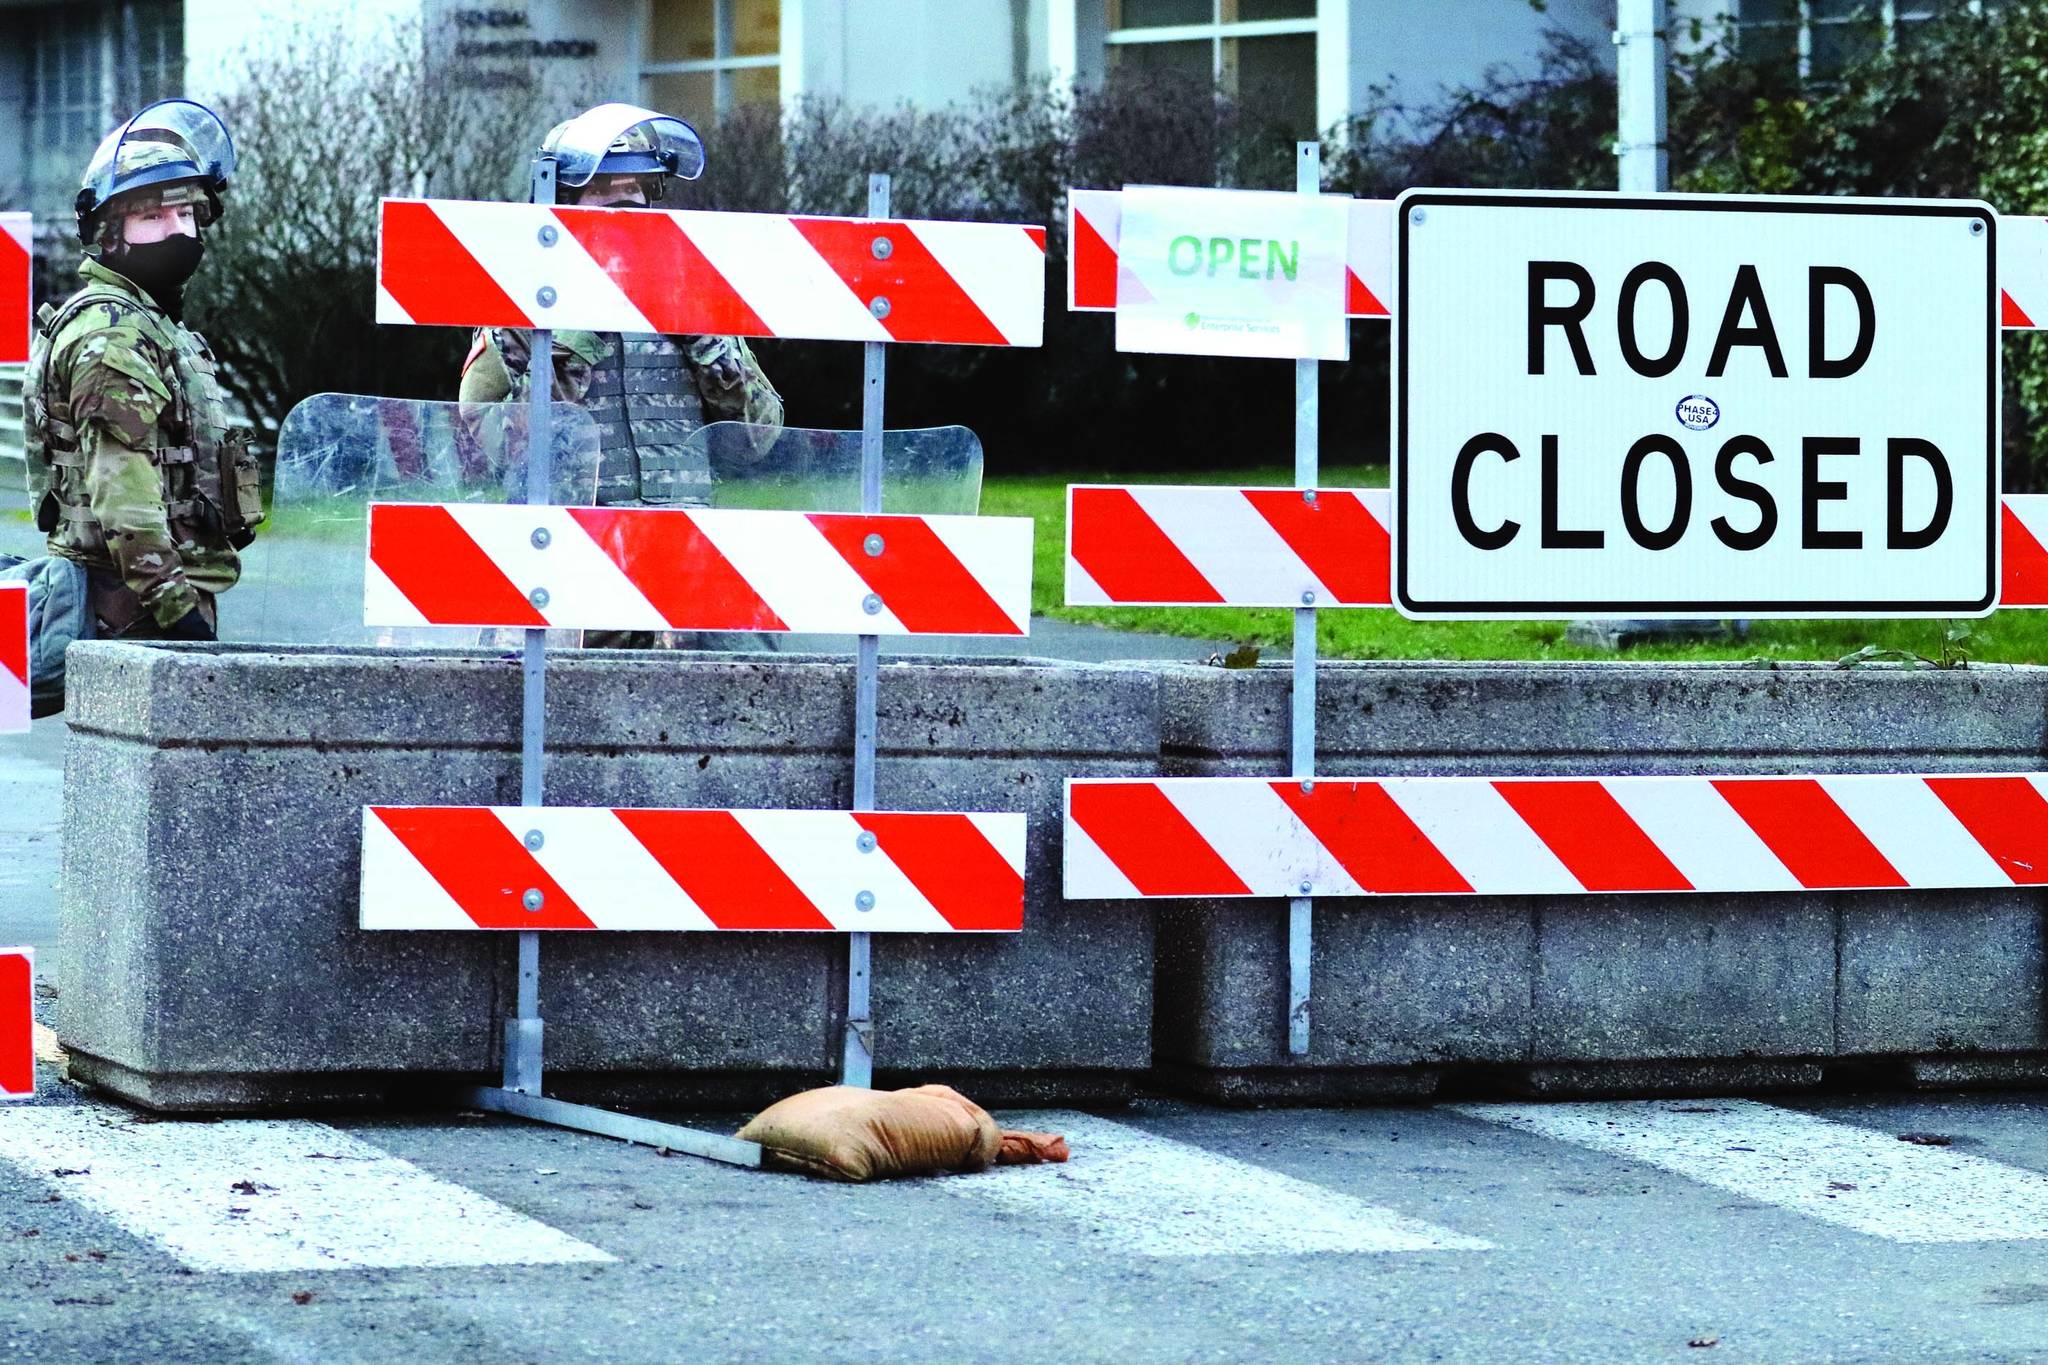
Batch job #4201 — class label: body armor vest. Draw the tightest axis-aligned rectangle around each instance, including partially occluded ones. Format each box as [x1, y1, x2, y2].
[24, 283, 260, 558]
[584, 334, 713, 507]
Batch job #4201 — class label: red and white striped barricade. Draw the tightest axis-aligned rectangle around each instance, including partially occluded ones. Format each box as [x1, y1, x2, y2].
[1076, 190, 2048, 332]
[379, 200, 1047, 347]
[364, 807, 1025, 932]
[0, 946, 30, 1101]
[367, 504, 1032, 636]
[1, 213, 28, 365]
[0, 582, 26, 734]
[1067, 774, 2048, 900]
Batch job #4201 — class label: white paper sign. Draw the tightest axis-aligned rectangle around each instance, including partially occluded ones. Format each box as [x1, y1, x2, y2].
[1395, 190, 1998, 619]
[1114, 187, 1349, 360]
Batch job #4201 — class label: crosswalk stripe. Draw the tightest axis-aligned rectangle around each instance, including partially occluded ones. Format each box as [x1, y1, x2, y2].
[0, 1103, 614, 1272]
[944, 1111, 1492, 1257]
[1449, 1098, 2048, 1244]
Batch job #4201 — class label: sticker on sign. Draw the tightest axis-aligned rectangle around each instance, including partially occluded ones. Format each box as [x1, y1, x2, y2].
[1394, 191, 1999, 618]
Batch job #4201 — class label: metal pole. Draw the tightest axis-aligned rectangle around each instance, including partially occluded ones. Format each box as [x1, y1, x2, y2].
[1616, 0, 1669, 194]
[841, 171, 890, 1089]
[1287, 141, 1319, 1058]
[506, 156, 556, 1096]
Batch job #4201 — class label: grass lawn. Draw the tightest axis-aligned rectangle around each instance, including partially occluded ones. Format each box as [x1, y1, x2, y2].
[981, 462, 2048, 666]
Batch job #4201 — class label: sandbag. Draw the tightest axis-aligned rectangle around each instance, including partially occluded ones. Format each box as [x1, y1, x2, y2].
[736, 1084, 1004, 1182]
[998, 1130, 1070, 1165]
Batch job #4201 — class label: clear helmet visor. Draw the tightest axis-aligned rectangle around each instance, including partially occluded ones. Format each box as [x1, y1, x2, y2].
[80, 98, 235, 211]
[543, 103, 705, 188]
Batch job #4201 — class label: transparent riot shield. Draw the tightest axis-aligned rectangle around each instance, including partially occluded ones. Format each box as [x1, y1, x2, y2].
[682, 422, 984, 515]
[234, 394, 600, 648]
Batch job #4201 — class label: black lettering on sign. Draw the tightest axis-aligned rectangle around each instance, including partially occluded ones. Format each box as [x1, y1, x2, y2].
[1706, 264, 1789, 379]
[1452, 433, 1520, 550]
[1540, 434, 1603, 548]
[1802, 436, 1862, 549]
[1809, 266, 1876, 379]
[1617, 262, 1689, 379]
[1710, 436, 1778, 552]
[1887, 437, 1953, 550]
[1620, 435, 1692, 550]
[1527, 262, 1596, 376]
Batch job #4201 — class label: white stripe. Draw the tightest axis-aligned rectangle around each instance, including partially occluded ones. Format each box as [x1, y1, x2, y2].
[686, 214, 889, 342]
[1061, 815, 1142, 900]
[0, 1103, 614, 1272]
[1451, 1099, 2048, 1244]
[919, 515, 1034, 632]
[1818, 775, 2008, 888]
[1601, 778, 1801, 893]
[1358, 487, 1392, 525]
[1161, 780, 1324, 897]
[359, 812, 474, 930]
[373, 281, 413, 326]
[966, 811, 1028, 877]
[2003, 216, 2048, 329]
[732, 809, 952, 933]
[492, 809, 715, 931]
[910, 221, 1046, 347]
[1064, 552, 1111, 607]
[428, 200, 653, 334]
[691, 511, 907, 634]
[1131, 487, 1328, 606]
[363, 557, 430, 629]
[441, 505, 667, 632]
[1347, 198, 1394, 313]
[0, 212, 28, 253]
[1382, 779, 1580, 894]
[940, 1112, 1491, 1256]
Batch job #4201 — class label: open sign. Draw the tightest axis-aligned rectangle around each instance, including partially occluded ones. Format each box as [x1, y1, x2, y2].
[1394, 191, 1999, 619]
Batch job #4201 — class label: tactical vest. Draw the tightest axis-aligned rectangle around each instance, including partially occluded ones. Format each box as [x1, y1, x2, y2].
[584, 334, 713, 507]
[23, 283, 261, 558]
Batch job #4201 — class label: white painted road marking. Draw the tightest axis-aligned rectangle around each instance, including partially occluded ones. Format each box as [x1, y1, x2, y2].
[0, 1104, 614, 1273]
[1450, 1098, 2048, 1244]
[946, 1111, 1493, 1257]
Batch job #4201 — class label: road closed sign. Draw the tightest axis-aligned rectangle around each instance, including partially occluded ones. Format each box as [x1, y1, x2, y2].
[1394, 191, 1998, 618]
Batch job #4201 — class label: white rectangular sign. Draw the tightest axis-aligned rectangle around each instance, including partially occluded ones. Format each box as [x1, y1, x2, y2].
[1114, 186, 1349, 360]
[1394, 191, 1999, 619]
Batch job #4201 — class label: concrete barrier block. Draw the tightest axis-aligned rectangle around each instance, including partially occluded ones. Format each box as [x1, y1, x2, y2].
[1838, 892, 2048, 1056]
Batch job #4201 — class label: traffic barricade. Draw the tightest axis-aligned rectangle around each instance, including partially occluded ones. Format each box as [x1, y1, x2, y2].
[1, 582, 24, 734]
[1, 212, 28, 365]
[0, 946, 30, 1102]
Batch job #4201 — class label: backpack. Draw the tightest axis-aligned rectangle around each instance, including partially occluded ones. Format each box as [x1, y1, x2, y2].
[0, 554, 94, 718]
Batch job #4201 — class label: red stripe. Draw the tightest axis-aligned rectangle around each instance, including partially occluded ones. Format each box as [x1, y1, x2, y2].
[1068, 783, 1251, 896]
[791, 218, 1008, 346]
[861, 813, 1023, 930]
[1491, 780, 1692, 892]
[0, 226, 27, 366]
[566, 507, 788, 631]
[1925, 776, 2048, 885]
[369, 504, 545, 627]
[0, 951, 28, 1097]
[2002, 502, 2048, 606]
[1239, 489, 1391, 606]
[1068, 487, 1224, 604]
[1025, 225, 1047, 252]
[0, 584, 25, 687]
[1073, 206, 1117, 309]
[370, 808, 595, 929]
[1346, 267, 1389, 318]
[809, 514, 1021, 634]
[1711, 779, 1906, 889]
[1271, 781, 1472, 894]
[379, 201, 532, 328]
[552, 206, 771, 337]
[2004, 290, 2036, 329]
[614, 810, 835, 930]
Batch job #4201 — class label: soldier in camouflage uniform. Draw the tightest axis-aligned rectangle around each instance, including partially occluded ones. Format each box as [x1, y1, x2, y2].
[459, 105, 781, 647]
[22, 99, 259, 642]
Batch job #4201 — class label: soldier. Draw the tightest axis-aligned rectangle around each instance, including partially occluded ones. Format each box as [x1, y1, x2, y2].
[459, 103, 782, 533]
[22, 99, 259, 643]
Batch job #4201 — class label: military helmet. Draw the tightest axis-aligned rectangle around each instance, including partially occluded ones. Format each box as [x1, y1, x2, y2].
[75, 98, 235, 245]
[536, 103, 705, 200]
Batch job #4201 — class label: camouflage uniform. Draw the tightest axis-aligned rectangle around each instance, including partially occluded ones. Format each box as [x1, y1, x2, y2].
[23, 257, 259, 636]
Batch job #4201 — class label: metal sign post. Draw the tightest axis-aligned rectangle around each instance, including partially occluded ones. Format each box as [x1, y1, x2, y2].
[1615, 0, 1669, 195]
[1288, 141, 1320, 1057]
[843, 171, 891, 1089]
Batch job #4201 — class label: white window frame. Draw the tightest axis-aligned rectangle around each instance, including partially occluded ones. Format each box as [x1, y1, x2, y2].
[641, 0, 782, 119]
[1101, 1, 1345, 137]
[1740, 1, 1975, 81]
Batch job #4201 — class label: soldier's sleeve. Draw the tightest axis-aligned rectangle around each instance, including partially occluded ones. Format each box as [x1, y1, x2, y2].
[67, 335, 199, 627]
[458, 329, 512, 403]
[489, 327, 597, 404]
[687, 336, 783, 456]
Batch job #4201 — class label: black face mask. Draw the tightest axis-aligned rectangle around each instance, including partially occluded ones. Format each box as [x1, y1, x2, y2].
[110, 234, 205, 316]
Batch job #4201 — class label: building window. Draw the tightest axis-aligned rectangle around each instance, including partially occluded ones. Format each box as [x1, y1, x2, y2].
[23, 1, 184, 232]
[1105, 0, 1318, 135]
[642, 0, 780, 126]
[1738, 1, 1963, 81]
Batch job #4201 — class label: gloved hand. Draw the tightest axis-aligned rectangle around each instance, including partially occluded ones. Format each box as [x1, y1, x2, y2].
[162, 608, 215, 642]
[228, 528, 255, 550]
